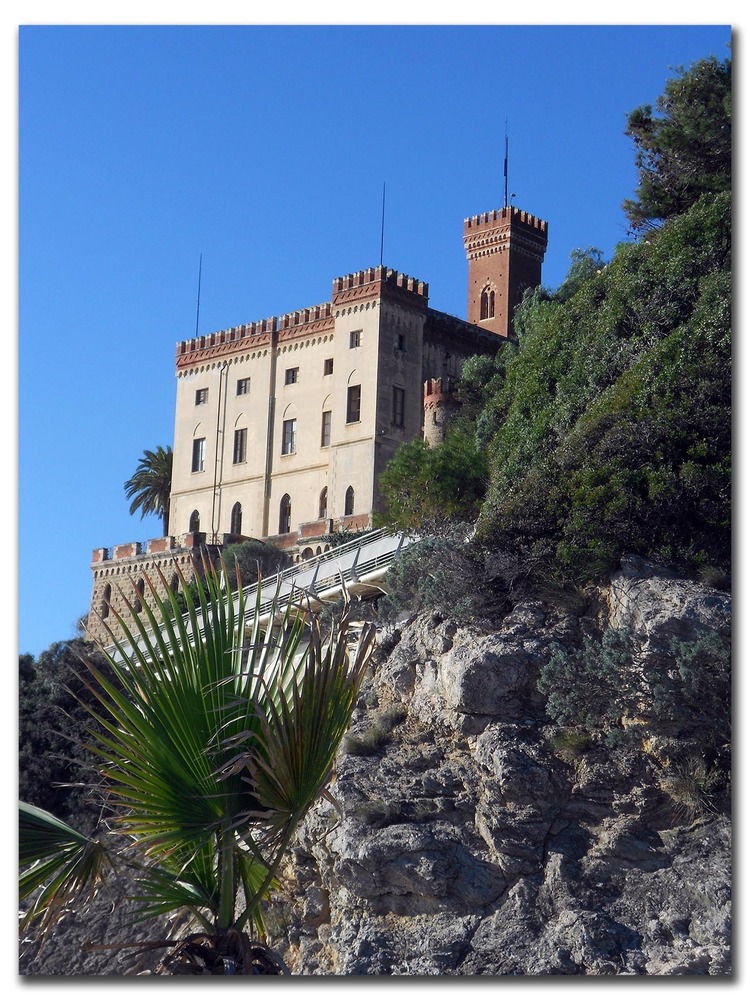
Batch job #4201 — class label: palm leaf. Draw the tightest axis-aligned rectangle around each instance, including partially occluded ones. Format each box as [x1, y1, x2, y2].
[19, 802, 113, 936]
[20, 555, 376, 944]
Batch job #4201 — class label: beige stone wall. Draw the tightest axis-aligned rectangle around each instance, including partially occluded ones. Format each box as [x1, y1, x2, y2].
[170, 344, 276, 540]
[87, 535, 223, 647]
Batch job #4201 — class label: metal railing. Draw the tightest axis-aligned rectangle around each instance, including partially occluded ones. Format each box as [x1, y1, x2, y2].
[109, 528, 415, 662]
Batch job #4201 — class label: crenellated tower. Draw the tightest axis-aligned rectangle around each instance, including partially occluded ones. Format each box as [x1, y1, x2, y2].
[464, 206, 548, 340]
[423, 377, 459, 447]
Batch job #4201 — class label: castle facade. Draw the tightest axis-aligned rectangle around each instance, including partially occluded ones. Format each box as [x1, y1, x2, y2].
[87, 205, 547, 645]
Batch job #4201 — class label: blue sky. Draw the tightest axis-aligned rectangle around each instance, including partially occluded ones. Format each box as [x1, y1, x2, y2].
[15, 18, 733, 658]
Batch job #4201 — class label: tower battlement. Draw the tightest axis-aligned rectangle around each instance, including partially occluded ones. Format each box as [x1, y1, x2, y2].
[332, 266, 428, 307]
[176, 317, 277, 365]
[464, 205, 548, 236]
[423, 376, 453, 405]
[277, 302, 333, 330]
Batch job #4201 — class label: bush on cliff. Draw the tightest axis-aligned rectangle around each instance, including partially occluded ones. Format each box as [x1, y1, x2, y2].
[378, 57, 731, 590]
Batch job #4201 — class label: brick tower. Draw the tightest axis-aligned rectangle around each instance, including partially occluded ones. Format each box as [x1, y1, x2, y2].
[464, 206, 548, 340]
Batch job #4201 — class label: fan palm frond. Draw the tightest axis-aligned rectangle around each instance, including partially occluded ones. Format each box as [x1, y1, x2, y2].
[20, 551, 375, 958]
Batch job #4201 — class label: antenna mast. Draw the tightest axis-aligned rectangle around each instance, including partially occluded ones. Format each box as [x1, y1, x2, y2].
[195, 254, 203, 338]
[504, 120, 509, 208]
[379, 182, 386, 266]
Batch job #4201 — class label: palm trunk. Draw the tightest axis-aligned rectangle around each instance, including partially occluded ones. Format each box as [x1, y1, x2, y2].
[217, 827, 236, 931]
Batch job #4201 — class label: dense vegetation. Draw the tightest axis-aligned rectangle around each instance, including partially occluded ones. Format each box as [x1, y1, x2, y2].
[378, 56, 731, 597]
[19, 640, 117, 833]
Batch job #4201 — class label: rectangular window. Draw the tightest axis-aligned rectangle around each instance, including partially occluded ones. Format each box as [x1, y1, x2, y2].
[396, 333, 406, 352]
[392, 386, 405, 427]
[321, 410, 331, 447]
[285, 367, 299, 385]
[324, 358, 334, 375]
[236, 377, 249, 396]
[349, 330, 361, 349]
[191, 437, 206, 473]
[346, 384, 361, 424]
[233, 427, 247, 464]
[282, 418, 297, 455]
[195, 387, 208, 405]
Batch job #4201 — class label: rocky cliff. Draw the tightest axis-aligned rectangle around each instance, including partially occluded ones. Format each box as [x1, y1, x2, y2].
[266, 562, 731, 976]
[20, 563, 731, 976]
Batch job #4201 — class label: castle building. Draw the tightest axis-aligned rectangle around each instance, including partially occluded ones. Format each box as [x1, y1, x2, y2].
[87, 204, 547, 645]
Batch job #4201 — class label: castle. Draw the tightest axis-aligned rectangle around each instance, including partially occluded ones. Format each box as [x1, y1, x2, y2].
[87, 204, 548, 645]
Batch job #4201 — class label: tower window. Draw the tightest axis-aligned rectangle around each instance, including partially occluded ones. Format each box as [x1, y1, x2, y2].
[285, 367, 299, 385]
[101, 584, 112, 619]
[349, 330, 361, 349]
[192, 437, 206, 472]
[189, 510, 200, 533]
[392, 386, 405, 427]
[236, 377, 249, 396]
[396, 333, 406, 352]
[344, 486, 355, 516]
[324, 358, 334, 375]
[480, 286, 496, 320]
[230, 502, 243, 536]
[319, 487, 328, 519]
[321, 410, 331, 447]
[282, 419, 297, 455]
[233, 428, 247, 464]
[346, 385, 361, 424]
[279, 494, 292, 534]
[195, 387, 208, 405]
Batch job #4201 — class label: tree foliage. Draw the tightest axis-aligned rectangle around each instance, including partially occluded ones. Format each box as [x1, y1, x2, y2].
[376, 422, 488, 533]
[478, 191, 731, 583]
[19, 640, 118, 833]
[376, 56, 730, 594]
[220, 538, 293, 590]
[124, 445, 173, 535]
[623, 55, 731, 233]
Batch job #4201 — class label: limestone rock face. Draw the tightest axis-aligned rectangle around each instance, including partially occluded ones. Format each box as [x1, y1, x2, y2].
[268, 569, 731, 976]
[20, 566, 731, 977]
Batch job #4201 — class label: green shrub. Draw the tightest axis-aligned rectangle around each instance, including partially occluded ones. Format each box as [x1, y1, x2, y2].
[221, 539, 292, 589]
[646, 630, 730, 748]
[378, 525, 501, 623]
[538, 628, 638, 733]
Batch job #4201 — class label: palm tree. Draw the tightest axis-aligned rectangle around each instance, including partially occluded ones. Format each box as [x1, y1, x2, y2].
[124, 445, 173, 536]
[19, 556, 375, 974]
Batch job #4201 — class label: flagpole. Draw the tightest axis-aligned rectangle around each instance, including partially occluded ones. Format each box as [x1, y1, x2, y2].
[504, 121, 509, 208]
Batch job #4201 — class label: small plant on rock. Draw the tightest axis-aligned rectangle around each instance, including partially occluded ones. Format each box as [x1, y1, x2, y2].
[659, 756, 724, 823]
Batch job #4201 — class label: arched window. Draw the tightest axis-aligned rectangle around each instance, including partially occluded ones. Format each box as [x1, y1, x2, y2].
[345, 486, 355, 516]
[134, 578, 145, 614]
[101, 584, 112, 619]
[480, 285, 495, 320]
[189, 510, 200, 533]
[230, 502, 242, 536]
[319, 487, 328, 520]
[279, 494, 292, 535]
[169, 574, 179, 593]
